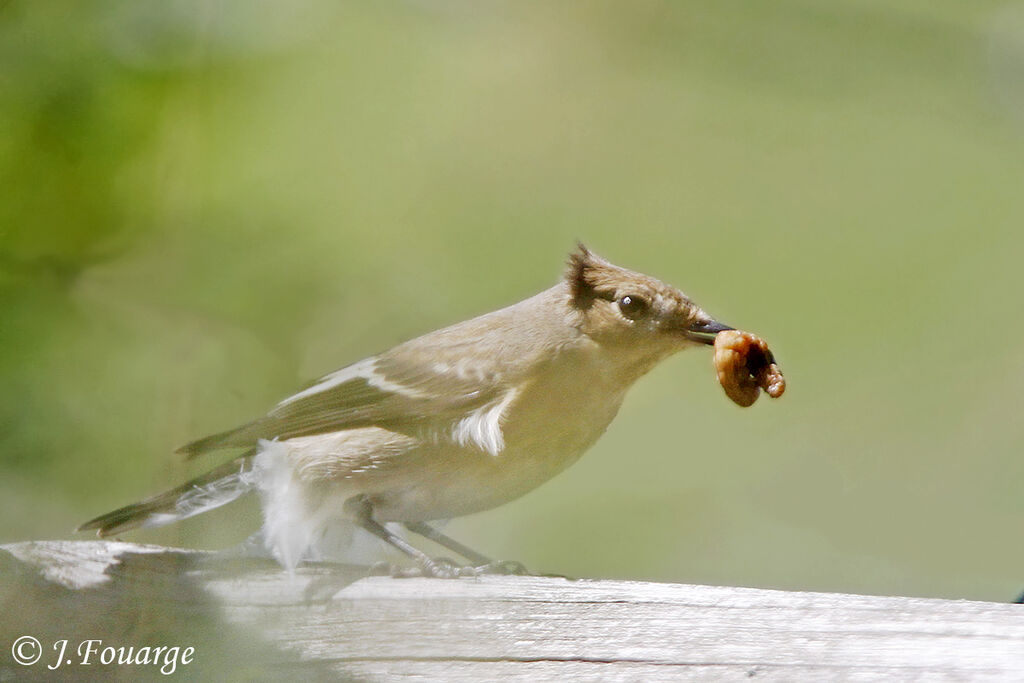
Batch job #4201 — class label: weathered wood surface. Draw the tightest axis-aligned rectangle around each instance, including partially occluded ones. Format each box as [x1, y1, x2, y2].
[2, 541, 1023, 681]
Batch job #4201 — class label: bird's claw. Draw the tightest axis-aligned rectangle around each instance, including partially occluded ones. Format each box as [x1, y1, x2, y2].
[370, 557, 530, 578]
[474, 559, 530, 575]
[418, 557, 530, 578]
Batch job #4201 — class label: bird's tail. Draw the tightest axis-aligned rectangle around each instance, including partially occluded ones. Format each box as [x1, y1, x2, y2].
[77, 454, 256, 537]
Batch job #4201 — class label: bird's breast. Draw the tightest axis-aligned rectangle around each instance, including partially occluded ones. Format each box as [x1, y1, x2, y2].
[370, 347, 642, 521]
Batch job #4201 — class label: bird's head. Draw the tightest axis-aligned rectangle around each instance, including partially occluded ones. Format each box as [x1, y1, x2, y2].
[565, 243, 731, 356]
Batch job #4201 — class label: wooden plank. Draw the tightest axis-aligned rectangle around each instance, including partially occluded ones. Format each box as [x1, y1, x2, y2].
[2, 541, 1022, 680]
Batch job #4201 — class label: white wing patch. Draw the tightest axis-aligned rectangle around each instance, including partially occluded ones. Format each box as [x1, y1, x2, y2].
[452, 387, 519, 456]
[277, 358, 429, 407]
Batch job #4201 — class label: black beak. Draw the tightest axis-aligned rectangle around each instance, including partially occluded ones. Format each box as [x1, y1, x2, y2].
[684, 318, 733, 345]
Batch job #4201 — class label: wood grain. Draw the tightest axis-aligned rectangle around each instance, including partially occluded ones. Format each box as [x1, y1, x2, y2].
[2, 541, 1022, 681]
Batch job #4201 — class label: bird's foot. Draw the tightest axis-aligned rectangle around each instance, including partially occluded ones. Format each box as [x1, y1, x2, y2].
[472, 559, 530, 576]
[420, 557, 465, 578]
[368, 557, 530, 578]
[368, 557, 464, 578]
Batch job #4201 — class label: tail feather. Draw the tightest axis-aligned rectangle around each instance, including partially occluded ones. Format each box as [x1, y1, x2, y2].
[78, 455, 255, 537]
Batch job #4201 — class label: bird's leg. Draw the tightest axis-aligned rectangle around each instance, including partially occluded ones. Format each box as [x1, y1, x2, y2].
[347, 496, 459, 578]
[403, 521, 491, 565]
[404, 521, 530, 576]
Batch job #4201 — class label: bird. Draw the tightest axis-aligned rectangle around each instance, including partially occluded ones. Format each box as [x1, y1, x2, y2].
[79, 244, 739, 575]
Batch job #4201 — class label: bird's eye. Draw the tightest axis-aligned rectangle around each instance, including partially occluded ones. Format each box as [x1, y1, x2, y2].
[617, 294, 648, 320]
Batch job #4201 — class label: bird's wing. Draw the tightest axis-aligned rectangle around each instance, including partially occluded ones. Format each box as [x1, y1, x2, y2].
[178, 340, 509, 457]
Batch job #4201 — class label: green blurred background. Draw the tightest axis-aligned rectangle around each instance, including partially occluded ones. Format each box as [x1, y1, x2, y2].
[2, 0, 1022, 602]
